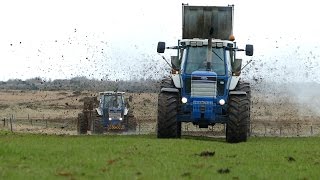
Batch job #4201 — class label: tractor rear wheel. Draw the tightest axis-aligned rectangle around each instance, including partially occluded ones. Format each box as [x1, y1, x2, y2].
[235, 81, 251, 99]
[235, 81, 251, 136]
[157, 92, 181, 138]
[160, 77, 175, 89]
[226, 95, 250, 143]
[126, 113, 137, 132]
[91, 111, 104, 134]
[77, 113, 88, 135]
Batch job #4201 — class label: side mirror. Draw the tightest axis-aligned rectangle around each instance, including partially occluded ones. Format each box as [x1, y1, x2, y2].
[245, 44, 254, 56]
[157, 42, 166, 53]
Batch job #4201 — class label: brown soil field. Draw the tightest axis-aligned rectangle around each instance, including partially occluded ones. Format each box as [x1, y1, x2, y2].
[1, 84, 320, 136]
[0, 90, 158, 135]
[0, 90, 157, 120]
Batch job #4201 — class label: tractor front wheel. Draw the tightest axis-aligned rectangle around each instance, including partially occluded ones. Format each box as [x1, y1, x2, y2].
[126, 113, 137, 132]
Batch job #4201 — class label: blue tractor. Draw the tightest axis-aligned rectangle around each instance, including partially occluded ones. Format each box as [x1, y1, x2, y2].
[77, 91, 136, 134]
[156, 5, 253, 143]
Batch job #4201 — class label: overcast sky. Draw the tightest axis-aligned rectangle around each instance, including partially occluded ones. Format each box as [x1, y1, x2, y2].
[1, 0, 320, 83]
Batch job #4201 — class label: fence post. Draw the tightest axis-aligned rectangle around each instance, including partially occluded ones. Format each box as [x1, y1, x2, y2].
[311, 125, 313, 136]
[297, 123, 299, 136]
[264, 124, 267, 136]
[138, 119, 141, 135]
[28, 114, 31, 126]
[9, 116, 13, 132]
[3, 118, 5, 127]
[12, 114, 14, 130]
[280, 126, 282, 137]
[42, 115, 46, 128]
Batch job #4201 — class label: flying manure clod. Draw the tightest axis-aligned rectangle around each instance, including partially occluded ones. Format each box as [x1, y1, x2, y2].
[156, 4, 254, 143]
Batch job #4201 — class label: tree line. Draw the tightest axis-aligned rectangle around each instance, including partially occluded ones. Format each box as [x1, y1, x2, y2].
[0, 77, 160, 93]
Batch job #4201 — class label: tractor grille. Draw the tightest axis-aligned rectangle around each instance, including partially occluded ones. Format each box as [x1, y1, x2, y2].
[191, 76, 217, 98]
[109, 112, 122, 119]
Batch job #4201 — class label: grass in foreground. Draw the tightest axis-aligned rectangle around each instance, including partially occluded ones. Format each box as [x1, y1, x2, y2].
[0, 131, 320, 179]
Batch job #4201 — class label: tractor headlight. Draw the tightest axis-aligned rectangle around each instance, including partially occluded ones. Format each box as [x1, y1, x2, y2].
[119, 118, 123, 121]
[219, 99, 225, 105]
[181, 97, 188, 104]
[108, 118, 112, 120]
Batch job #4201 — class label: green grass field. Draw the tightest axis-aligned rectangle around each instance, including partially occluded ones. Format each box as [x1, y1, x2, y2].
[1, 131, 320, 180]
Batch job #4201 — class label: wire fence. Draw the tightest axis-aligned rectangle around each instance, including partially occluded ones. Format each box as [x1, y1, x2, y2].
[1, 114, 320, 137]
[249, 119, 320, 137]
[1, 114, 76, 134]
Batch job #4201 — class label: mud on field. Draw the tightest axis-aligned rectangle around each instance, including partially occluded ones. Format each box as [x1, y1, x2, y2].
[1, 82, 320, 136]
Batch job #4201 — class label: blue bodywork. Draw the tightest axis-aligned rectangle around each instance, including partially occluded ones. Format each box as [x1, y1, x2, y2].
[99, 93, 126, 130]
[176, 45, 232, 126]
[101, 107, 124, 128]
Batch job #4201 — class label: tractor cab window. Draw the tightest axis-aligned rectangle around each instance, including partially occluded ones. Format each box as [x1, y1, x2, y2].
[104, 95, 123, 108]
[185, 46, 225, 75]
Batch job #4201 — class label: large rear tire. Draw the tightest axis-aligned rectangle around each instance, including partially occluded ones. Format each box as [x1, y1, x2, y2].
[235, 81, 251, 136]
[235, 81, 251, 99]
[160, 78, 175, 89]
[226, 95, 250, 143]
[126, 113, 137, 132]
[77, 113, 88, 135]
[82, 97, 98, 131]
[157, 92, 181, 138]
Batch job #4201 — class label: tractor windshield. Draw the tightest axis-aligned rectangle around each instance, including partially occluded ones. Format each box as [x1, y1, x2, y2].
[104, 95, 123, 109]
[184, 46, 225, 75]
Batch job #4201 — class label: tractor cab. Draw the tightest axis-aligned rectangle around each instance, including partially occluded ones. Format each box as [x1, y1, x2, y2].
[181, 39, 230, 75]
[99, 92, 125, 112]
